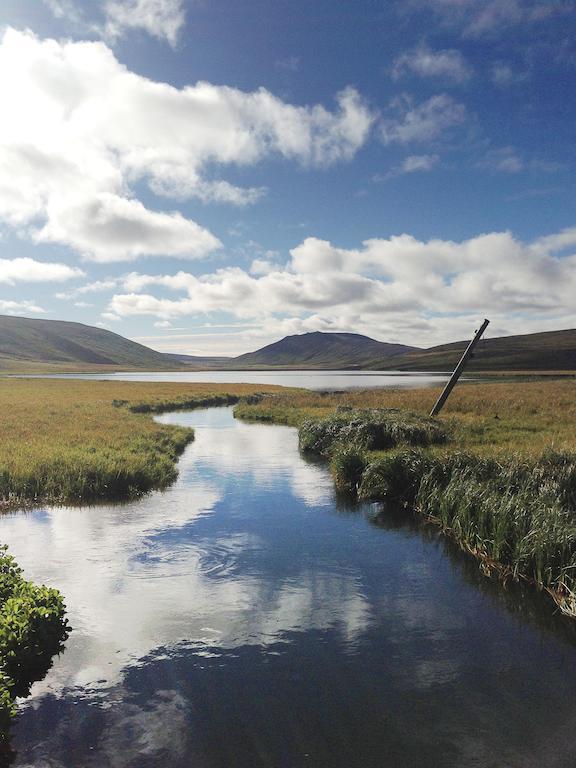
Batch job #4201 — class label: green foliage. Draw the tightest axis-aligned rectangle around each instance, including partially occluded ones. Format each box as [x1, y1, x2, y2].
[299, 409, 448, 456]
[0, 546, 68, 741]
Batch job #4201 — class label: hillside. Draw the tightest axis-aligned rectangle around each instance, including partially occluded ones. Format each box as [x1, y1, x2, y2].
[0, 315, 178, 371]
[377, 328, 576, 371]
[231, 332, 419, 369]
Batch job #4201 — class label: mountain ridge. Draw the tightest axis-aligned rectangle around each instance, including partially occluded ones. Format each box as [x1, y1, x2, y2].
[1, 315, 576, 372]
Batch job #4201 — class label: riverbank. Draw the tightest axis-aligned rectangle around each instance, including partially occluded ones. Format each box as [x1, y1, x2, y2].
[235, 380, 576, 616]
[0, 379, 284, 509]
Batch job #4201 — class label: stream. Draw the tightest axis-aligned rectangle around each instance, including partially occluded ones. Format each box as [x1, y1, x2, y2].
[3, 406, 576, 767]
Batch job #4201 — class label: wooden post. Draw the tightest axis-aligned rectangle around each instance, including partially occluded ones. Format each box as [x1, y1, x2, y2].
[429, 319, 490, 417]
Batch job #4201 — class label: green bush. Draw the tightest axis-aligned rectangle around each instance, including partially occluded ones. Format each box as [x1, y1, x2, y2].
[0, 546, 68, 742]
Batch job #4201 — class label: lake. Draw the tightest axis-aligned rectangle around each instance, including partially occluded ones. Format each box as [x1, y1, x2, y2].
[4, 406, 576, 767]
[19, 369, 455, 390]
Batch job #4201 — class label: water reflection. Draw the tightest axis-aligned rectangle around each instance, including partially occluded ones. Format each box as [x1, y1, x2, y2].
[17, 369, 455, 390]
[3, 407, 576, 767]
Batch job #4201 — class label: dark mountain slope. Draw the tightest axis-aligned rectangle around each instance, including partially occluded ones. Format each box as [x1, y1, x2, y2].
[376, 329, 576, 371]
[232, 332, 420, 369]
[0, 315, 177, 370]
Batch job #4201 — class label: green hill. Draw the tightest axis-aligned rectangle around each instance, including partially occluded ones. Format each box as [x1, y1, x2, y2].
[376, 329, 576, 371]
[0, 315, 177, 372]
[231, 331, 419, 369]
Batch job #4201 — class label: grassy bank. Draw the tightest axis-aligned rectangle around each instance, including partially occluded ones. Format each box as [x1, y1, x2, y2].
[0, 546, 68, 746]
[0, 379, 283, 508]
[235, 380, 576, 616]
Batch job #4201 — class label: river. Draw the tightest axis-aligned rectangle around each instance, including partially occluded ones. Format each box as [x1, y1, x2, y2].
[3, 406, 576, 767]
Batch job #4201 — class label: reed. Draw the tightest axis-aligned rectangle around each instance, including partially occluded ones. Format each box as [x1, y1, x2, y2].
[235, 379, 576, 618]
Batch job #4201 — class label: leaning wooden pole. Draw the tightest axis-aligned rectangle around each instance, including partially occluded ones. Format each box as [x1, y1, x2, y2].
[429, 319, 490, 417]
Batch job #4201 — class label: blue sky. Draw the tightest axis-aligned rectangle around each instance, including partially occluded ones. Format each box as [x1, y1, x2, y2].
[0, 0, 575, 355]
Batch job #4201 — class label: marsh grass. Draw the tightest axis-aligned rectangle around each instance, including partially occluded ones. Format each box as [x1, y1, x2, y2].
[235, 380, 576, 617]
[0, 379, 281, 508]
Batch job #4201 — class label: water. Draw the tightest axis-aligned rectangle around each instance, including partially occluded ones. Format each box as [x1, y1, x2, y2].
[17, 369, 456, 390]
[3, 407, 576, 767]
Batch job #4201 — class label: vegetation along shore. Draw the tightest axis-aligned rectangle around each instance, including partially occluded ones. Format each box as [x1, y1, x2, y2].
[0, 379, 285, 510]
[2, 375, 576, 736]
[0, 378, 288, 737]
[235, 380, 576, 618]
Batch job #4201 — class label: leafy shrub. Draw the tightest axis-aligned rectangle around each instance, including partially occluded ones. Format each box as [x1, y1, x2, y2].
[0, 546, 68, 741]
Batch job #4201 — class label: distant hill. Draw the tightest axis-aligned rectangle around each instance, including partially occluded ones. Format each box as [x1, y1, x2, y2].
[0, 315, 178, 371]
[377, 329, 576, 371]
[231, 332, 419, 369]
[164, 353, 232, 367]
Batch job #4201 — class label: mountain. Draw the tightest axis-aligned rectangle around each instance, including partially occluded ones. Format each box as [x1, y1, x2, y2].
[231, 332, 420, 369]
[0, 315, 178, 371]
[377, 328, 576, 371]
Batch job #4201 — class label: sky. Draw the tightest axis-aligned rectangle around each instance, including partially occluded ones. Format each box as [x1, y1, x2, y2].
[0, 0, 575, 356]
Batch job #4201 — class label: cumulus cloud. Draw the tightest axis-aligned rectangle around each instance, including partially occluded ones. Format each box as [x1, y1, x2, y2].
[380, 94, 466, 144]
[0, 28, 374, 262]
[103, 0, 186, 46]
[34, 194, 221, 263]
[0, 257, 83, 284]
[102, 226, 576, 348]
[392, 45, 472, 82]
[0, 300, 46, 315]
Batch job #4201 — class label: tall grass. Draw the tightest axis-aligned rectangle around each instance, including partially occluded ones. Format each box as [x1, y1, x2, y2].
[0, 380, 279, 508]
[299, 409, 447, 455]
[234, 381, 576, 618]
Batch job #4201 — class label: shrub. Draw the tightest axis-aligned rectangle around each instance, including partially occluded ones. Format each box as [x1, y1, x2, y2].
[0, 546, 68, 741]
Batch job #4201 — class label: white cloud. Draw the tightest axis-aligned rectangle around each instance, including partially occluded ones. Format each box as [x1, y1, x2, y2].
[380, 94, 466, 145]
[478, 146, 524, 173]
[250, 258, 278, 275]
[0, 300, 46, 315]
[393, 45, 472, 82]
[411, 0, 562, 38]
[0, 29, 374, 262]
[374, 154, 440, 182]
[0, 257, 83, 284]
[34, 194, 222, 263]
[103, 0, 186, 46]
[401, 154, 440, 173]
[103, 226, 576, 349]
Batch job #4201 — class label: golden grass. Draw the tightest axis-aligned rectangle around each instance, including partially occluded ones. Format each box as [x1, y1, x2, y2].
[0, 378, 284, 507]
[234, 379, 576, 456]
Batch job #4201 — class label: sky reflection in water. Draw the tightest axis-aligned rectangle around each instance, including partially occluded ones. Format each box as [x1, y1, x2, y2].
[3, 407, 576, 767]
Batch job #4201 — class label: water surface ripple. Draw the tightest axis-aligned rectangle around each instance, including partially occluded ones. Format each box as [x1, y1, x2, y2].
[3, 407, 576, 767]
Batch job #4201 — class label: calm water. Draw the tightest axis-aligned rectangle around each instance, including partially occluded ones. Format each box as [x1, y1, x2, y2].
[3, 407, 576, 767]
[18, 369, 456, 390]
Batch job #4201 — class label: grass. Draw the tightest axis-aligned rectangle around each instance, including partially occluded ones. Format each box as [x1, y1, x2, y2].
[234, 379, 576, 455]
[235, 379, 576, 616]
[0, 379, 284, 508]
